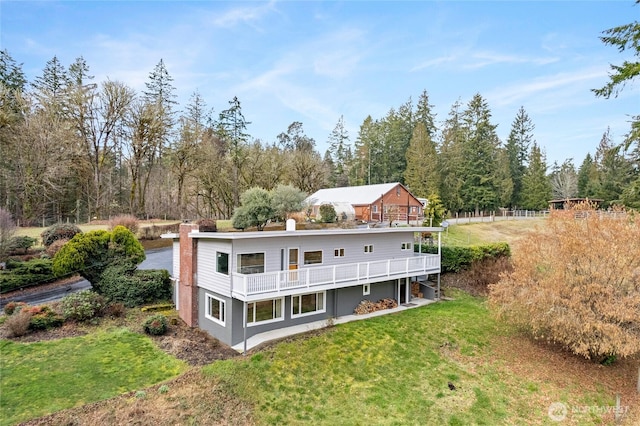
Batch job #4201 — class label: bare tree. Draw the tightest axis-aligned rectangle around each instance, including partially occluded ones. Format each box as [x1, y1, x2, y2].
[66, 80, 134, 219]
[0, 207, 16, 260]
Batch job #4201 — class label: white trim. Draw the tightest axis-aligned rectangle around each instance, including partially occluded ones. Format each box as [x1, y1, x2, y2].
[215, 251, 230, 276]
[303, 249, 323, 265]
[291, 291, 327, 319]
[363, 283, 370, 296]
[246, 297, 285, 327]
[204, 293, 226, 326]
[237, 251, 266, 274]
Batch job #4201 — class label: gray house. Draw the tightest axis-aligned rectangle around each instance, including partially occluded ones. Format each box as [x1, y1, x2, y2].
[164, 222, 442, 352]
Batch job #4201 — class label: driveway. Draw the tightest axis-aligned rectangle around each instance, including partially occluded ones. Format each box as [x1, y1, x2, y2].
[1, 248, 173, 310]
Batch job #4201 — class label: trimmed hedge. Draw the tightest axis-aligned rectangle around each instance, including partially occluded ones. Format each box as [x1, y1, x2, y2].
[41, 223, 82, 247]
[98, 265, 172, 307]
[0, 258, 57, 293]
[421, 242, 511, 273]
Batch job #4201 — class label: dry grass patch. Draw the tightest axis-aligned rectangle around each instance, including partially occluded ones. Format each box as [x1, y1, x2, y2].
[20, 369, 255, 426]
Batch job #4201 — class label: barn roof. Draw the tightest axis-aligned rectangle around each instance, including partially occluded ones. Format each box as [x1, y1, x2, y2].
[306, 182, 401, 205]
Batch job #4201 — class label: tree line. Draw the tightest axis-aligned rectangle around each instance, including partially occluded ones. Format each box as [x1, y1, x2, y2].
[0, 44, 637, 226]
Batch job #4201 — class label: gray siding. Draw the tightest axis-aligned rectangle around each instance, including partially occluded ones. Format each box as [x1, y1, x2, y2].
[198, 288, 233, 345]
[203, 279, 399, 347]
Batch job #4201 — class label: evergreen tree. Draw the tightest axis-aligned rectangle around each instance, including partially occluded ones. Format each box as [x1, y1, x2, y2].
[353, 115, 381, 185]
[504, 106, 534, 207]
[521, 143, 552, 210]
[0, 49, 26, 93]
[414, 89, 437, 140]
[218, 96, 251, 207]
[438, 99, 465, 212]
[404, 122, 439, 198]
[327, 115, 350, 187]
[32, 56, 69, 100]
[594, 128, 632, 207]
[577, 153, 600, 198]
[459, 93, 501, 214]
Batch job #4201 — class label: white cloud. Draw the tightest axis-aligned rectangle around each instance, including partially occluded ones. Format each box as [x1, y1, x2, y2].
[211, 0, 277, 29]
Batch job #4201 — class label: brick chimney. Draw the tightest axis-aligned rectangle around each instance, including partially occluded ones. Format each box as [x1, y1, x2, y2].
[178, 223, 199, 327]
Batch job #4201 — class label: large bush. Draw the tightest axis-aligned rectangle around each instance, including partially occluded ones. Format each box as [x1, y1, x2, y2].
[41, 223, 82, 247]
[232, 187, 274, 231]
[52, 226, 145, 284]
[0, 258, 56, 293]
[421, 242, 511, 273]
[489, 209, 640, 361]
[60, 290, 107, 322]
[319, 204, 337, 223]
[98, 265, 171, 307]
[108, 214, 139, 235]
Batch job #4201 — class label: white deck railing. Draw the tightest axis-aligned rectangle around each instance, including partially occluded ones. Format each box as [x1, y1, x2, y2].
[231, 254, 440, 298]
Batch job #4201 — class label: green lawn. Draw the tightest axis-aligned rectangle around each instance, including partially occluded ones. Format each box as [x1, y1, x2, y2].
[443, 218, 546, 247]
[205, 291, 612, 425]
[0, 328, 186, 426]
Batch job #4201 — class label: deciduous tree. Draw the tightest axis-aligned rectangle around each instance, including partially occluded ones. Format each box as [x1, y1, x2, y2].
[489, 206, 640, 361]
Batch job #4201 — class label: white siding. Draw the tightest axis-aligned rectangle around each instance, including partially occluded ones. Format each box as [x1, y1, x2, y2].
[172, 241, 180, 279]
[198, 240, 233, 297]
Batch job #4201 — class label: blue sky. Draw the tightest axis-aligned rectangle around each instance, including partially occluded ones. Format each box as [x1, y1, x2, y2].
[1, 0, 638, 166]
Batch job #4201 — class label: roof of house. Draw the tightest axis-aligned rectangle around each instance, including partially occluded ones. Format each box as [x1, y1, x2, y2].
[306, 182, 402, 206]
[162, 225, 443, 241]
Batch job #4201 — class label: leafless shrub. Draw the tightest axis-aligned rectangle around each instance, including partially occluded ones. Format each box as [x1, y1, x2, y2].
[46, 238, 69, 258]
[109, 215, 139, 235]
[489, 206, 640, 361]
[4, 309, 32, 337]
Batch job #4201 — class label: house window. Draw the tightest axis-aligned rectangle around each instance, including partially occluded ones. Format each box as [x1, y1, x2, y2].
[292, 292, 326, 318]
[412, 206, 417, 213]
[216, 252, 229, 275]
[304, 250, 323, 265]
[247, 298, 283, 325]
[364, 244, 374, 253]
[237, 252, 265, 274]
[205, 293, 226, 326]
[401, 242, 412, 251]
[372, 205, 378, 213]
[363, 284, 370, 295]
[396, 187, 401, 196]
[334, 248, 345, 257]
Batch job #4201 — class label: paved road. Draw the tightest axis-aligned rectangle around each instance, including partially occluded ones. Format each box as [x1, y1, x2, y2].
[0, 248, 173, 309]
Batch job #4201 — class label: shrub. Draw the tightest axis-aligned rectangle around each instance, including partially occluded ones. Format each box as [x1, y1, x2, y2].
[60, 290, 106, 322]
[489, 208, 640, 361]
[319, 204, 337, 223]
[4, 301, 28, 315]
[104, 302, 126, 318]
[4, 309, 32, 337]
[137, 223, 180, 240]
[0, 258, 56, 293]
[143, 314, 168, 335]
[109, 214, 139, 235]
[45, 238, 69, 258]
[41, 223, 82, 247]
[196, 218, 217, 232]
[53, 226, 145, 286]
[9, 236, 37, 254]
[26, 305, 63, 331]
[98, 265, 171, 307]
[421, 242, 511, 273]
